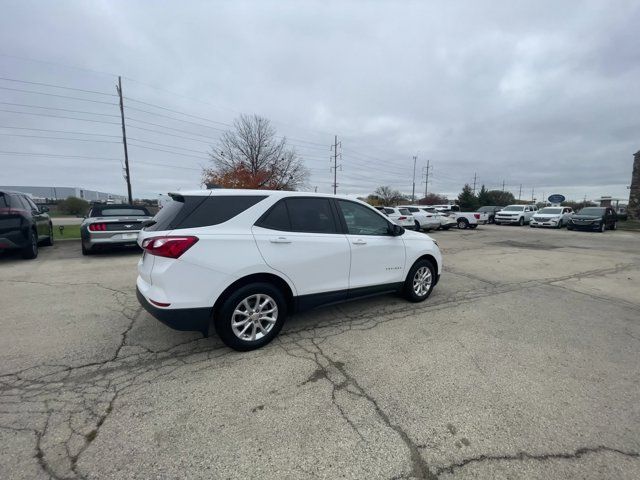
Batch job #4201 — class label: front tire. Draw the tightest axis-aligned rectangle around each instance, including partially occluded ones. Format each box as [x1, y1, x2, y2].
[518, 217, 524, 226]
[214, 283, 287, 351]
[41, 224, 54, 246]
[599, 221, 606, 233]
[21, 229, 38, 259]
[403, 259, 436, 302]
[414, 220, 421, 232]
[457, 218, 468, 229]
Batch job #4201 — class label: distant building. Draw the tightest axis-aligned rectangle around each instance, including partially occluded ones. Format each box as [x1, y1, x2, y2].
[628, 151, 640, 220]
[0, 186, 126, 203]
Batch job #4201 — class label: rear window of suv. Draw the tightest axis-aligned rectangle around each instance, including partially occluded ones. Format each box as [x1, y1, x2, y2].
[146, 194, 266, 231]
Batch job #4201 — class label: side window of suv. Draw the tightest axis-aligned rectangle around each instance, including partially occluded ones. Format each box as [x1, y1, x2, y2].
[256, 200, 291, 231]
[286, 198, 338, 234]
[337, 200, 390, 236]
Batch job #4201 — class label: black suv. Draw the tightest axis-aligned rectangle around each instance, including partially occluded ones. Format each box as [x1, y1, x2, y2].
[568, 207, 617, 232]
[0, 190, 53, 259]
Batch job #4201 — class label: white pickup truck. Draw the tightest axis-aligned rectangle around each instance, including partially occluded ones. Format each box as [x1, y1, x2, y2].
[433, 207, 488, 229]
[494, 204, 538, 226]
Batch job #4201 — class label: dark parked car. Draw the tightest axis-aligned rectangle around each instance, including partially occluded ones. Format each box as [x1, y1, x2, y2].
[0, 190, 53, 259]
[477, 205, 502, 223]
[567, 207, 617, 232]
[80, 204, 153, 255]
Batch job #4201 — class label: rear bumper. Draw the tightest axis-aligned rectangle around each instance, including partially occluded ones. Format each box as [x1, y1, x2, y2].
[136, 287, 211, 335]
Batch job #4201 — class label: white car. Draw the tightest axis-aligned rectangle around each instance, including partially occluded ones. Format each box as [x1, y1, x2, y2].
[378, 207, 416, 229]
[398, 205, 441, 231]
[137, 190, 443, 351]
[420, 207, 457, 230]
[530, 207, 574, 228]
[435, 208, 487, 229]
[494, 204, 538, 225]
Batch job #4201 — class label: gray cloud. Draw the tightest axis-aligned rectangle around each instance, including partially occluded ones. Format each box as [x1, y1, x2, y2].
[1, 0, 638, 202]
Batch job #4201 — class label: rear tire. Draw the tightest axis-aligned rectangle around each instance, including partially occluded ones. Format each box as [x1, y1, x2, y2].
[403, 259, 436, 302]
[214, 282, 287, 351]
[81, 241, 93, 255]
[457, 218, 468, 229]
[414, 220, 421, 232]
[599, 222, 605, 232]
[611, 222, 617, 231]
[21, 229, 38, 259]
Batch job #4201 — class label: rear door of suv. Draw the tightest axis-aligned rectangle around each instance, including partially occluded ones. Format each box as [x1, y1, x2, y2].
[252, 197, 350, 301]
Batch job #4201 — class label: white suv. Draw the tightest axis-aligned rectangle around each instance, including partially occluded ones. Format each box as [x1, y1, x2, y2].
[494, 204, 537, 225]
[137, 190, 442, 351]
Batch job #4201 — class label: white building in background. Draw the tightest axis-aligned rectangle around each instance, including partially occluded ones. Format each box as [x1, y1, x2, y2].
[0, 186, 126, 203]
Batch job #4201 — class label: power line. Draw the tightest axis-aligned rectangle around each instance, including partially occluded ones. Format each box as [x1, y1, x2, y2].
[0, 86, 117, 104]
[0, 132, 121, 144]
[0, 150, 121, 161]
[127, 124, 215, 144]
[0, 77, 116, 96]
[128, 143, 210, 161]
[127, 137, 209, 155]
[0, 108, 120, 125]
[124, 96, 233, 127]
[0, 125, 121, 138]
[125, 105, 228, 132]
[126, 116, 217, 140]
[0, 101, 120, 117]
[0, 53, 117, 78]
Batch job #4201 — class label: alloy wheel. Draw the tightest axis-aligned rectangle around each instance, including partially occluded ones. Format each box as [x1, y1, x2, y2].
[412, 266, 432, 297]
[231, 294, 278, 342]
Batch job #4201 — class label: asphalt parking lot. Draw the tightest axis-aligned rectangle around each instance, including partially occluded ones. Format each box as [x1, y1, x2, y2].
[1, 225, 639, 479]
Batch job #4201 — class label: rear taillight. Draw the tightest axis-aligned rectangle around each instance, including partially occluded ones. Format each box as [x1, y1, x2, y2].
[89, 223, 107, 231]
[141, 236, 198, 259]
[474, 213, 480, 219]
[398, 216, 407, 220]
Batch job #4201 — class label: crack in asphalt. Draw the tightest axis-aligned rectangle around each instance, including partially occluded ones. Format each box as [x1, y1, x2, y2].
[434, 445, 640, 476]
[1, 259, 639, 478]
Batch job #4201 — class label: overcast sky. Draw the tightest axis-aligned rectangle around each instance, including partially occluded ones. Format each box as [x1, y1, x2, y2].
[1, 0, 639, 202]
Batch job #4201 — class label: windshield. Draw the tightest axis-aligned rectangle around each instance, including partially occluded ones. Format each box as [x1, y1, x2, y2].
[578, 207, 605, 216]
[503, 206, 524, 211]
[478, 206, 495, 212]
[538, 208, 562, 214]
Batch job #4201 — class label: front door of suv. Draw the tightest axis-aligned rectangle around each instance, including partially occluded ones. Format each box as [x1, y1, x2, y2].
[252, 197, 351, 299]
[335, 200, 406, 292]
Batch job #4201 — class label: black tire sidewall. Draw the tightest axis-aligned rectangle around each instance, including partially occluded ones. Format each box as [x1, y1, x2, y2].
[403, 259, 436, 302]
[415, 220, 421, 231]
[457, 219, 468, 229]
[22, 230, 38, 259]
[215, 282, 287, 351]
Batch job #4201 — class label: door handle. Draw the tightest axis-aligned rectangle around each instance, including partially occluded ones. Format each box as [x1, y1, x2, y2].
[352, 239, 367, 245]
[269, 237, 291, 244]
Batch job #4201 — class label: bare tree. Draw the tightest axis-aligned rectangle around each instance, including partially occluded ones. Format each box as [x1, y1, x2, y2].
[203, 114, 309, 190]
[374, 186, 407, 206]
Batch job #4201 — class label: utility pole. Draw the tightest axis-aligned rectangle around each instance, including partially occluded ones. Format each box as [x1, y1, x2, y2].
[423, 160, 432, 198]
[411, 155, 417, 202]
[472, 172, 477, 195]
[531, 187, 535, 203]
[518, 184, 522, 201]
[501, 180, 505, 192]
[330, 135, 341, 194]
[116, 76, 132, 204]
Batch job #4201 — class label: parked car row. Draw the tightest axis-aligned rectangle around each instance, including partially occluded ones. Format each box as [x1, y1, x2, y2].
[377, 205, 458, 231]
[492, 204, 618, 232]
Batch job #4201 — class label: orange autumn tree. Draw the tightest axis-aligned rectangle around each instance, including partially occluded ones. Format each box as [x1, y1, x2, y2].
[203, 114, 309, 190]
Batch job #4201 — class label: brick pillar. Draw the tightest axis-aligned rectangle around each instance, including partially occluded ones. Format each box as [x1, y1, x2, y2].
[629, 150, 640, 220]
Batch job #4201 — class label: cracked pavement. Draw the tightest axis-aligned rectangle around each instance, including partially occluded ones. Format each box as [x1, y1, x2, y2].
[1, 226, 639, 479]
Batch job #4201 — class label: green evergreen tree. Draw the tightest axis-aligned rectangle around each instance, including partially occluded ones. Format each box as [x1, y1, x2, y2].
[457, 184, 479, 211]
[477, 184, 490, 206]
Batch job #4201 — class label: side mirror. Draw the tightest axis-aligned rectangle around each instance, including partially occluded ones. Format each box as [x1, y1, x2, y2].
[40, 206, 49, 213]
[390, 224, 405, 236]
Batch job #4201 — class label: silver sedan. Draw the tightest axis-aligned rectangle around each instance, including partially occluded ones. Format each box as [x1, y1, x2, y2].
[80, 204, 153, 255]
